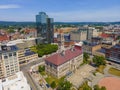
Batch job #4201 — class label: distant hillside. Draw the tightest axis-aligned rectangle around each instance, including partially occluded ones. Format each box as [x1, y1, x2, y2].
[55, 22, 120, 25]
[0, 21, 120, 26]
[0, 21, 35, 26]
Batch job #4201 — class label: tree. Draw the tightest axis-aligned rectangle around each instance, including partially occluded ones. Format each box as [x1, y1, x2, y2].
[79, 82, 92, 90]
[94, 85, 100, 90]
[93, 85, 106, 90]
[57, 81, 72, 90]
[93, 55, 106, 67]
[101, 86, 106, 90]
[38, 65, 45, 72]
[51, 81, 56, 89]
[83, 52, 90, 63]
[30, 44, 58, 57]
[7, 29, 15, 33]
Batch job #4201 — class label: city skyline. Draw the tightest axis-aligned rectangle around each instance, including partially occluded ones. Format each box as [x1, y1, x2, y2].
[0, 0, 120, 22]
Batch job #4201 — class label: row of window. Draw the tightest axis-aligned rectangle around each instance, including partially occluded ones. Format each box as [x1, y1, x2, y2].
[3, 52, 16, 59]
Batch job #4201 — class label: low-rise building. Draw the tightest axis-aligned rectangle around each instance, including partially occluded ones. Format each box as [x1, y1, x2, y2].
[18, 49, 38, 65]
[106, 44, 120, 63]
[45, 45, 83, 78]
[82, 41, 101, 55]
[0, 71, 31, 90]
[7, 38, 36, 49]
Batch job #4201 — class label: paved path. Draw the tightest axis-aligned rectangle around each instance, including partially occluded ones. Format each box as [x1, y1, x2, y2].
[20, 58, 44, 90]
[91, 64, 120, 88]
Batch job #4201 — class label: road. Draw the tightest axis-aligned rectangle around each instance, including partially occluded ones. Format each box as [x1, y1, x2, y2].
[20, 58, 44, 90]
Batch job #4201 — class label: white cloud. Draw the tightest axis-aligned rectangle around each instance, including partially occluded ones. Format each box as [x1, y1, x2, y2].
[0, 4, 20, 9]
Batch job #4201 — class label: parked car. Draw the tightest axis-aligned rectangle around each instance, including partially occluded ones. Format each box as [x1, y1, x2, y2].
[46, 84, 50, 88]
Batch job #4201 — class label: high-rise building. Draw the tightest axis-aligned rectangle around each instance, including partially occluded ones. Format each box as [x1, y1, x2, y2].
[36, 12, 54, 43]
[0, 44, 19, 79]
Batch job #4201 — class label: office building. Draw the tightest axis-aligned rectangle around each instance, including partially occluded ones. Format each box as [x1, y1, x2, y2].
[70, 29, 87, 42]
[106, 44, 120, 63]
[0, 44, 19, 79]
[18, 49, 38, 65]
[82, 41, 101, 55]
[36, 12, 54, 43]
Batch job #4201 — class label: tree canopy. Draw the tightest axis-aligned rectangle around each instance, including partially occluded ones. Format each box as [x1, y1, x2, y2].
[30, 44, 58, 57]
[38, 65, 45, 72]
[94, 85, 106, 90]
[83, 52, 90, 63]
[93, 55, 106, 67]
[79, 82, 92, 90]
[51, 81, 56, 89]
[57, 81, 72, 90]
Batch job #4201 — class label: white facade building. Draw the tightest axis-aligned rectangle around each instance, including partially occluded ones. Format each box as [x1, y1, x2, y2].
[0, 71, 31, 90]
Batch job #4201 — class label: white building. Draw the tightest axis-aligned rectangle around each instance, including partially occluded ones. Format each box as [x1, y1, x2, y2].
[0, 71, 31, 90]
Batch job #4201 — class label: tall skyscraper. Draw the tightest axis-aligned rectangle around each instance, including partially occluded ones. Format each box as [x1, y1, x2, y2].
[36, 12, 54, 43]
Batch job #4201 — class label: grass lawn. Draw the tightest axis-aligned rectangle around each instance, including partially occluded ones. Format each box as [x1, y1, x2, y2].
[40, 71, 46, 76]
[108, 67, 120, 76]
[96, 65, 106, 74]
[45, 75, 65, 86]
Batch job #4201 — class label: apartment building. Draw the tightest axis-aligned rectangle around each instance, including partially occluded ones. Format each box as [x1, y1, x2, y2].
[0, 44, 19, 79]
[45, 45, 83, 78]
[18, 49, 38, 65]
[106, 44, 120, 63]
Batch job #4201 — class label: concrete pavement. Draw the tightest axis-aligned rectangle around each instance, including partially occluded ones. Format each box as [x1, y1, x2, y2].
[20, 58, 44, 90]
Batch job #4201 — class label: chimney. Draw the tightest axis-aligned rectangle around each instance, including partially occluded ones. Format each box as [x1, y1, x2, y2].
[70, 45, 75, 51]
[60, 50, 65, 56]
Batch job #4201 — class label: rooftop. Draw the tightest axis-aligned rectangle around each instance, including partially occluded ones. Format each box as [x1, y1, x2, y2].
[83, 41, 99, 46]
[24, 49, 36, 56]
[97, 48, 106, 53]
[0, 45, 18, 52]
[113, 44, 120, 49]
[45, 46, 82, 66]
[0, 71, 30, 90]
[0, 35, 9, 42]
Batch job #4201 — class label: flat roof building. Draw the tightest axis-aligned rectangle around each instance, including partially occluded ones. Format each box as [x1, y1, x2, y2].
[0, 71, 30, 90]
[0, 44, 19, 79]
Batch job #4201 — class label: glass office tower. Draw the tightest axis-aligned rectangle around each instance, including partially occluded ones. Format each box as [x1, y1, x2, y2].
[36, 12, 54, 43]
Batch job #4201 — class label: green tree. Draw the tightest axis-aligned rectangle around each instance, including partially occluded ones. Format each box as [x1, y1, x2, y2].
[51, 81, 56, 89]
[94, 85, 100, 90]
[38, 65, 45, 72]
[79, 82, 92, 90]
[83, 52, 90, 63]
[101, 86, 106, 90]
[7, 29, 15, 33]
[31, 44, 58, 57]
[57, 81, 72, 90]
[93, 55, 106, 67]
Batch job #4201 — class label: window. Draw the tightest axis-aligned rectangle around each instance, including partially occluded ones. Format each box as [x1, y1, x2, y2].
[9, 53, 12, 57]
[4, 55, 8, 59]
[13, 52, 16, 56]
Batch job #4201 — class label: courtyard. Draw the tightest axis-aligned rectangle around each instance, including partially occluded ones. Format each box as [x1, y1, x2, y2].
[67, 64, 95, 88]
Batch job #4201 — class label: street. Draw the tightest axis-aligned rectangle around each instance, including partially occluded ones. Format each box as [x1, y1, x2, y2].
[20, 58, 44, 90]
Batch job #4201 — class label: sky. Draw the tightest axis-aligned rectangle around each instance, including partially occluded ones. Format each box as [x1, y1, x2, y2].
[0, 0, 120, 22]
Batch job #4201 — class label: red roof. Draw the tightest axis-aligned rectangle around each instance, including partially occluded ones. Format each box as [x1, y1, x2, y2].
[45, 46, 82, 66]
[100, 33, 109, 38]
[24, 29, 36, 33]
[0, 35, 9, 41]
